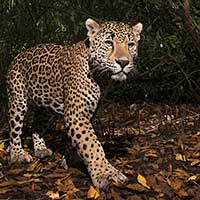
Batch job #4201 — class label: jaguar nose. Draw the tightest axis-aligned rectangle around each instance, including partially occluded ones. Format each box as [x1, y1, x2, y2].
[115, 58, 129, 68]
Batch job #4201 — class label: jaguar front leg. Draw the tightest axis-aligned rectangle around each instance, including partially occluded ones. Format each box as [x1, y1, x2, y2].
[67, 116, 128, 189]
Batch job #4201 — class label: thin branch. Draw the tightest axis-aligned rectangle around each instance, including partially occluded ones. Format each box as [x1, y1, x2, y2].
[183, 0, 200, 55]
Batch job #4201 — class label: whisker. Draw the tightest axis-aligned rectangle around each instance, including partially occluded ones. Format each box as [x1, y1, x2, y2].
[95, 67, 109, 80]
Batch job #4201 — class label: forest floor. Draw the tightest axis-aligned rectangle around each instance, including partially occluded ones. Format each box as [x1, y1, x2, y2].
[0, 102, 200, 200]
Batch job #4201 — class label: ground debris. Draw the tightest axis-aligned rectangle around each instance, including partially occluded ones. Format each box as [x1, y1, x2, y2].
[0, 102, 200, 199]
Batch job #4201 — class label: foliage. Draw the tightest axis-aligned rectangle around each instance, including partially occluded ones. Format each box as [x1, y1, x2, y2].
[0, 0, 200, 104]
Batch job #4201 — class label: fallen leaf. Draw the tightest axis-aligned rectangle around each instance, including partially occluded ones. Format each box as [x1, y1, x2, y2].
[146, 175, 163, 193]
[173, 168, 189, 179]
[148, 197, 157, 200]
[87, 186, 100, 199]
[46, 173, 67, 178]
[7, 168, 23, 175]
[124, 169, 135, 175]
[145, 149, 158, 158]
[31, 182, 41, 191]
[167, 177, 183, 191]
[112, 181, 126, 188]
[177, 188, 188, 197]
[127, 195, 142, 200]
[23, 173, 33, 178]
[158, 193, 165, 198]
[187, 122, 194, 126]
[0, 142, 5, 149]
[137, 174, 150, 189]
[27, 160, 40, 171]
[126, 183, 147, 192]
[0, 188, 12, 195]
[46, 190, 59, 199]
[57, 178, 79, 195]
[189, 159, 200, 166]
[166, 177, 188, 197]
[111, 189, 122, 200]
[165, 115, 172, 124]
[0, 149, 6, 159]
[175, 153, 186, 161]
[188, 175, 197, 181]
[0, 180, 18, 187]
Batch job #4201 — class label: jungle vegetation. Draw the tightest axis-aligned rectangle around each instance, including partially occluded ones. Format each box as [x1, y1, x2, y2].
[0, 0, 200, 104]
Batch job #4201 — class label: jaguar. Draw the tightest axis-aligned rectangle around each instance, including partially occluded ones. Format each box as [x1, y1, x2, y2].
[7, 18, 142, 189]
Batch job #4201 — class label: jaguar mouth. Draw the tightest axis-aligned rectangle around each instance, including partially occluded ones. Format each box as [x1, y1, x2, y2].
[111, 71, 127, 81]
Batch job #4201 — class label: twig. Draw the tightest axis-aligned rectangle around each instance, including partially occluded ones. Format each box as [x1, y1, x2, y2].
[183, 0, 200, 55]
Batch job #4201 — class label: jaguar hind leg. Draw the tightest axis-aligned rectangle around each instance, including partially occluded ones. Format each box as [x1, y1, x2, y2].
[32, 133, 52, 158]
[8, 97, 33, 163]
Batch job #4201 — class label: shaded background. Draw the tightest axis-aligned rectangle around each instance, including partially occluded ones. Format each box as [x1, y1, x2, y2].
[0, 1, 200, 199]
[0, 0, 200, 107]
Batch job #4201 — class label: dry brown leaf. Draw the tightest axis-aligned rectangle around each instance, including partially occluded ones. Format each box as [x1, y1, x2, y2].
[59, 193, 78, 200]
[126, 183, 147, 192]
[148, 197, 157, 200]
[0, 180, 19, 187]
[87, 186, 100, 199]
[0, 188, 12, 195]
[0, 149, 7, 159]
[54, 168, 68, 174]
[137, 174, 150, 189]
[146, 175, 163, 193]
[31, 182, 41, 191]
[46, 190, 59, 199]
[127, 195, 142, 200]
[27, 160, 40, 171]
[189, 159, 200, 166]
[187, 188, 195, 196]
[124, 169, 135, 175]
[165, 115, 172, 124]
[177, 188, 188, 197]
[167, 177, 183, 191]
[57, 183, 69, 193]
[0, 178, 42, 187]
[145, 149, 158, 158]
[111, 189, 122, 200]
[188, 175, 197, 181]
[56, 177, 65, 186]
[46, 173, 67, 178]
[175, 153, 186, 161]
[158, 182, 174, 197]
[57, 178, 79, 195]
[112, 181, 126, 189]
[158, 193, 165, 198]
[7, 168, 23, 175]
[167, 177, 188, 197]
[173, 168, 189, 179]
[0, 142, 5, 149]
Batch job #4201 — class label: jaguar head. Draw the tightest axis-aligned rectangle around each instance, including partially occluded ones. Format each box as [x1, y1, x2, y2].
[86, 18, 143, 82]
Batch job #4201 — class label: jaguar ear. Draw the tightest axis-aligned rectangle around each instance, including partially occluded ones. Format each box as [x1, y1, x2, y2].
[86, 18, 100, 36]
[132, 22, 143, 34]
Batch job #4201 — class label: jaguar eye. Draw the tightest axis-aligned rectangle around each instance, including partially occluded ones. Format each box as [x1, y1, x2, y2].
[105, 40, 113, 47]
[128, 42, 135, 48]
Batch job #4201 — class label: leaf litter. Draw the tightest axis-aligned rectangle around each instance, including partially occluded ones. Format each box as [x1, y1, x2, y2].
[0, 102, 200, 199]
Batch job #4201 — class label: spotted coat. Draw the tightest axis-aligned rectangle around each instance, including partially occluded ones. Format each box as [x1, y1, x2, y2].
[7, 19, 143, 189]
